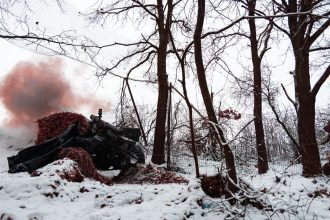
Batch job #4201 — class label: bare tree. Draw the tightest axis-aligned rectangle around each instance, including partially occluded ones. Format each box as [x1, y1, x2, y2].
[194, 0, 238, 193]
[269, 0, 330, 176]
[241, 0, 273, 174]
[151, 0, 174, 164]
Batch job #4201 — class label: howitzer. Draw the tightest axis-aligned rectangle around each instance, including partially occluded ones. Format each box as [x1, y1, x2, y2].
[90, 114, 142, 142]
[88, 114, 145, 170]
[8, 114, 145, 173]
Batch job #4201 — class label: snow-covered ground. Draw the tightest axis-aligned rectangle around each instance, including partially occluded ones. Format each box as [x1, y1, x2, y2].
[0, 133, 329, 220]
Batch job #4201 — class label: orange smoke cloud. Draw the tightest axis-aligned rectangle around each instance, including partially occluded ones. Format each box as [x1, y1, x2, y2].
[0, 58, 110, 128]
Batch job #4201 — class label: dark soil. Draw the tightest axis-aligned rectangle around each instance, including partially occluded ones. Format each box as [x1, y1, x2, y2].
[112, 164, 189, 184]
[200, 174, 227, 198]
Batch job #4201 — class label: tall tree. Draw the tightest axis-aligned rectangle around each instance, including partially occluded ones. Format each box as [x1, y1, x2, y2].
[246, 0, 271, 174]
[151, 0, 174, 164]
[194, 0, 238, 192]
[271, 0, 330, 175]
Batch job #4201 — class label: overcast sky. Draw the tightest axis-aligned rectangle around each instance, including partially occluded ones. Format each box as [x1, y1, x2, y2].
[0, 0, 329, 130]
[0, 0, 152, 126]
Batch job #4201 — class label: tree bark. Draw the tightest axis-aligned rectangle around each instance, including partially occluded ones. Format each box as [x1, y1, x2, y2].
[151, 0, 173, 164]
[283, 0, 325, 176]
[295, 50, 322, 175]
[247, 0, 269, 174]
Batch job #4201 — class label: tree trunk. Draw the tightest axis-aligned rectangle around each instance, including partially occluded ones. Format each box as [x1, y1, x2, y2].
[181, 58, 200, 178]
[295, 51, 322, 176]
[151, 63, 168, 164]
[151, 0, 172, 164]
[253, 63, 269, 174]
[194, 0, 237, 191]
[282, 0, 328, 176]
[247, 0, 269, 174]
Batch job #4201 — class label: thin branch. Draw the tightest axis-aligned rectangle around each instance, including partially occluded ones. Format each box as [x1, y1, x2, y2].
[309, 46, 330, 52]
[308, 19, 330, 45]
[226, 117, 255, 145]
[244, 11, 313, 19]
[311, 65, 330, 97]
[132, 0, 158, 20]
[281, 83, 298, 113]
[265, 88, 301, 155]
[126, 51, 156, 78]
[202, 16, 245, 38]
[171, 85, 205, 118]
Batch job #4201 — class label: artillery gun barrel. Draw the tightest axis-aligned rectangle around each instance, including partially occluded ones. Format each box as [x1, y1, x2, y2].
[90, 115, 122, 134]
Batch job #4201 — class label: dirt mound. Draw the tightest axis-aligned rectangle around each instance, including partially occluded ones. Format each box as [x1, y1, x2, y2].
[31, 148, 112, 186]
[36, 112, 89, 144]
[58, 147, 112, 185]
[56, 161, 85, 183]
[31, 159, 85, 183]
[112, 164, 189, 184]
[200, 174, 227, 198]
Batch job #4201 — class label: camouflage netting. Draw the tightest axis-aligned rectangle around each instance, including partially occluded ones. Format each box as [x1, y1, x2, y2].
[112, 164, 189, 184]
[36, 112, 89, 144]
[58, 147, 112, 185]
